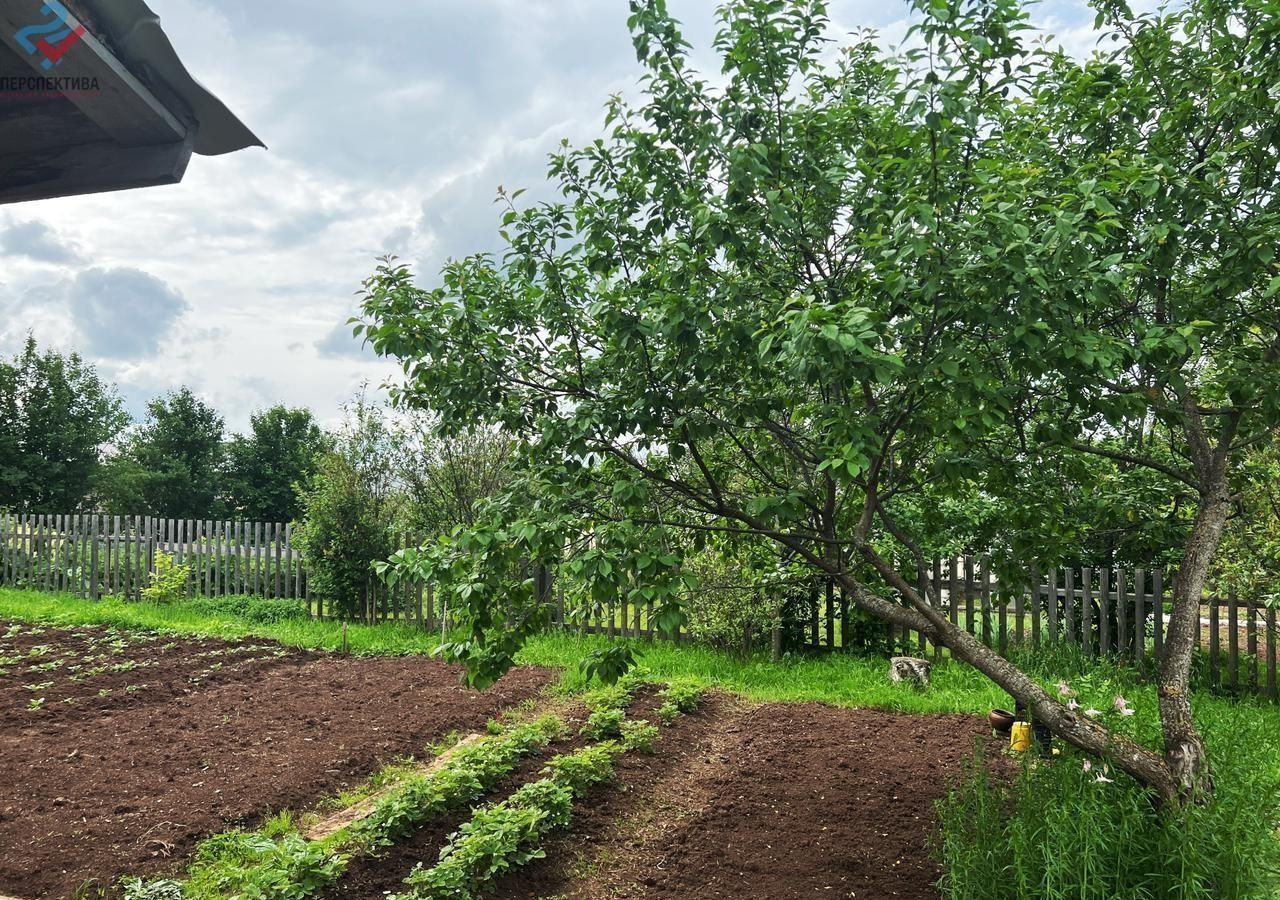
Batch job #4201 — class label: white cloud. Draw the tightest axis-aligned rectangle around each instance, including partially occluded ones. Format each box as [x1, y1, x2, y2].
[0, 0, 1109, 431]
[65, 267, 190, 359]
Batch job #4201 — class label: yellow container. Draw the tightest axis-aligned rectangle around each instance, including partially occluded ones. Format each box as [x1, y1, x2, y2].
[1010, 722, 1033, 752]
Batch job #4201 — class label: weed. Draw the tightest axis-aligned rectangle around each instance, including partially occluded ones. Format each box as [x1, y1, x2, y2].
[935, 703, 1280, 900]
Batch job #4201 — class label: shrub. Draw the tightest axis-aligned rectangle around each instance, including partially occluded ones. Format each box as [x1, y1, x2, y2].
[935, 705, 1280, 900]
[541, 741, 622, 796]
[293, 397, 399, 620]
[140, 552, 192, 605]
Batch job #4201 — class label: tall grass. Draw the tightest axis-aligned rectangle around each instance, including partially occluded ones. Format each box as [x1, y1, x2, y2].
[936, 700, 1280, 900]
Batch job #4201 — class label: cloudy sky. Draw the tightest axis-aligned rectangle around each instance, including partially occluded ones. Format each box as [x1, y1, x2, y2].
[0, 0, 1109, 433]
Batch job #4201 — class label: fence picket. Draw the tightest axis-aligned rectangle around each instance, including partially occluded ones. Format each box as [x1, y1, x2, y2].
[1134, 568, 1145, 666]
[1228, 591, 1240, 693]
[1153, 569, 1164, 660]
[1210, 597, 1221, 688]
[1064, 567, 1076, 645]
[1099, 568, 1112, 656]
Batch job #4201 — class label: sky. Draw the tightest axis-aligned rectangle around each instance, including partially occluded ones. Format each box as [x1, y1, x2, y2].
[0, 0, 1110, 434]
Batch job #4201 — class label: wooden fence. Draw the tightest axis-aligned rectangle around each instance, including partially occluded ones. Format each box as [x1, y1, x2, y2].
[0, 513, 436, 626]
[1, 514, 1275, 702]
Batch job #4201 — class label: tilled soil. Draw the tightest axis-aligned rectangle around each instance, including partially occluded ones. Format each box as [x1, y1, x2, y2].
[501, 700, 987, 900]
[0, 620, 554, 900]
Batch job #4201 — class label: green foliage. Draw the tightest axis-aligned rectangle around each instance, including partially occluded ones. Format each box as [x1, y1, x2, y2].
[0, 335, 127, 513]
[185, 596, 309, 625]
[396, 741, 624, 900]
[539, 741, 622, 797]
[181, 830, 346, 899]
[580, 706, 624, 741]
[140, 552, 192, 605]
[397, 424, 513, 537]
[578, 645, 636, 686]
[96, 388, 225, 518]
[350, 715, 562, 849]
[620, 718, 659, 753]
[223, 406, 326, 523]
[657, 680, 703, 724]
[936, 705, 1280, 900]
[294, 397, 400, 620]
[681, 538, 787, 652]
[397, 779, 574, 900]
[120, 878, 182, 900]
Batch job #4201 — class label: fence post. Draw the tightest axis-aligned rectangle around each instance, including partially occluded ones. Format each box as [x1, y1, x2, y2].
[1134, 568, 1146, 666]
[1152, 569, 1164, 661]
[1228, 591, 1240, 693]
[1210, 596, 1221, 688]
[1266, 605, 1277, 702]
[1081, 568, 1094, 656]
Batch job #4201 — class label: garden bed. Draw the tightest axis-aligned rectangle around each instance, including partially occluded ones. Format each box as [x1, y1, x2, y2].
[499, 701, 987, 900]
[0, 620, 553, 899]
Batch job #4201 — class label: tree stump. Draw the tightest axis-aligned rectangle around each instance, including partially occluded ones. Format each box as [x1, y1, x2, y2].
[889, 656, 931, 687]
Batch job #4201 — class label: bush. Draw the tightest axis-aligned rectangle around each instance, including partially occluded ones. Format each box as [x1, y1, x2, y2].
[293, 397, 400, 620]
[186, 595, 309, 625]
[657, 681, 703, 725]
[935, 705, 1280, 900]
[140, 552, 192, 605]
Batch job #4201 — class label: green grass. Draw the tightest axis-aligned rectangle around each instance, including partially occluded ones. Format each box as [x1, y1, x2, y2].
[518, 631, 1010, 714]
[0, 588, 444, 656]
[936, 702, 1280, 900]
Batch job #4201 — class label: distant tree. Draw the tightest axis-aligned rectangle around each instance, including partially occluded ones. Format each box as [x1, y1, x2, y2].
[294, 396, 400, 618]
[0, 336, 127, 512]
[97, 387, 225, 517]
[398, 424, 513, 537]
[224, 405, 326, 523]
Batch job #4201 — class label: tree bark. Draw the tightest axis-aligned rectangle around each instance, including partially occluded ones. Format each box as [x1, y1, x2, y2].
[831, 555, 1183, 803]
[1157, 481, 1230, 802]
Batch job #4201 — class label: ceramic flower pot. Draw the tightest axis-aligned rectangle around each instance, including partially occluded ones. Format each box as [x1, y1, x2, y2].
[989, 708, 1016, 735]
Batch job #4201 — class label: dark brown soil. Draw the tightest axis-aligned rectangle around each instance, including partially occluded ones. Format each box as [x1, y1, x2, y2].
[0, 620, 554, 900]
[500, 700, 987, 900]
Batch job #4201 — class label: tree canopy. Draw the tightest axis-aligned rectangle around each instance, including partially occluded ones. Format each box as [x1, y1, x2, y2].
[360, 0, 1280, 805]
[97, 387, 226, 518]
[0, 336, 127, 513]
[224, 405, 326, 523]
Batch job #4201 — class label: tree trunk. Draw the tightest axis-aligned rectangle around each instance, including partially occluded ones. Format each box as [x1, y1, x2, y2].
[832, 563, 1183, 802]
[1157, 481, 1230, 802]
